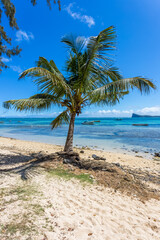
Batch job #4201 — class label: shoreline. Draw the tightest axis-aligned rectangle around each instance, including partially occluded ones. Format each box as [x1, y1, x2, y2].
[0, 133, 155, 160]
[0, 136, 159, 172]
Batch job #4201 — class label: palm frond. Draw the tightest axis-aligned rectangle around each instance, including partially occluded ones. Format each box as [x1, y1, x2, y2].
[30, 93, 56, 100]
[89, 77, 156, 106]
[73, 26, 116, 91]
[89, 90, 129, 106]
[3, 93, 56, 112]
[36, 57, 53, 71]
[19, 67, 66, 92]
[50, 110, 70, 129]
[19, 58, 73, 101]
[86, 26, 116, 57]
[62, 35, 86, 55]
[62, 35, 87, 90]
[100, 66, 122, 82]
[96, 77, 156, 94]
[36, 57, 64, 79]
[86, 65, 123, 91]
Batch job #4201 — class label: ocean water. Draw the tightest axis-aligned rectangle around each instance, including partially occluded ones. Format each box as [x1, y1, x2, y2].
[0, 117, 160, 157]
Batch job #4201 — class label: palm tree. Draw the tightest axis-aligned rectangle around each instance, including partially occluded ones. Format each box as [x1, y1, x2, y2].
[4, 26, 156, 153]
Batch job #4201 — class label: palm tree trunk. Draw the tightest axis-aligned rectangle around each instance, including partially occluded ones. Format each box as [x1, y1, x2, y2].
[64, 112, 76, 152]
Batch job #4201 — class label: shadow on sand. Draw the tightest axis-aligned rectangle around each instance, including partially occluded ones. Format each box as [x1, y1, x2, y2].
[0, 152, 47, 180]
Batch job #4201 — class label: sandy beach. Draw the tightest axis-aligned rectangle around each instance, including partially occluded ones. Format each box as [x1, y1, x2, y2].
[0, 136, 160, 240]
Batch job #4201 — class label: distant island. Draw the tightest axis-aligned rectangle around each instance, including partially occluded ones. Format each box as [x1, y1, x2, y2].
[132, 113, 160, 118]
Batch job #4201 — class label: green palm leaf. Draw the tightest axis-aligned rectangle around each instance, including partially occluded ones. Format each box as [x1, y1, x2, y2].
[89, 90, 129, 106]
[62, 35, 86, 55]
[19, 57, 73, 102]
[50, 110, 70, 129]
[90, 77, 156, 99]
[3, 93, 57, 112]
[72, 26, 117, 91]
[86, 26, 116, 57]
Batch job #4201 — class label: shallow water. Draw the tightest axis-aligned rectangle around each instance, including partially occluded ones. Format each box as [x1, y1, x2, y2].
[0, 117, 160, 156]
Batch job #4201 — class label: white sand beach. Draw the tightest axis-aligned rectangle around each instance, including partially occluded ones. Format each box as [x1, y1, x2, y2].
[0, 137, 160, 240]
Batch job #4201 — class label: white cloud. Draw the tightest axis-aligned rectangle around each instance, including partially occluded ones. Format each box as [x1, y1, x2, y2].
[112, 109, 120, 114]
[1, 57, 12, 63]
[10, 65, 22, 74]
[65, 3, 95, 28]
[122, 110, 133, 114]
[16, 30, 34, 42]
[98, 110, 111, 114]
[98, 109, 133, 115]
[137, 106, 160, 115]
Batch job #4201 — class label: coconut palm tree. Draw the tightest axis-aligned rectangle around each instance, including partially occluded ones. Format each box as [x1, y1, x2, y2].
[4, 26, 156, 153]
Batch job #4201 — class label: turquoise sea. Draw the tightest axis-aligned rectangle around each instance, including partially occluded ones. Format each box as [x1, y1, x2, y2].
[0, 117, 160, 157]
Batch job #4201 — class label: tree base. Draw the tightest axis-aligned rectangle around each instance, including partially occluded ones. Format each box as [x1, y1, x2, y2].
[57, 151, 132, 180]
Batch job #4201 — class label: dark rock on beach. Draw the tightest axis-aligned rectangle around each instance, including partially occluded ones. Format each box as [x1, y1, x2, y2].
[80, 150, 84, 153]
[92, 154, 106, 161]
[63, 158, 71, 164]
[114, 163, 120, 167]
[154, 152, 160, 157]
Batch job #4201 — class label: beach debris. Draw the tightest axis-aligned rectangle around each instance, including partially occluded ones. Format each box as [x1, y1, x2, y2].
[89, 175, 94, 179]
[80, 150, 84, 153]
[63, 159, 71, 164]
[57, 151, 81, 165]
[114, 163, 120, 167]
[92, 154, 106, 160]
[132, 150, 139, 153]
[3, 144, 158, 202]
[31, 152, 57, 161]
[154, 152, 160, 157]
[88, 233, 93, 236]
[68, 228, 74, 231]
[81, 146, 91, 150]
[1, 147, 159, 202]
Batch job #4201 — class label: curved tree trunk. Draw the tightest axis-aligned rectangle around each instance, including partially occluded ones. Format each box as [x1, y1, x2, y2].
[64, 112, 76, 153]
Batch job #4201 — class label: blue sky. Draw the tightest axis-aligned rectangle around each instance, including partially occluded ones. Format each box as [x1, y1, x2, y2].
[0, 0, 160, 117]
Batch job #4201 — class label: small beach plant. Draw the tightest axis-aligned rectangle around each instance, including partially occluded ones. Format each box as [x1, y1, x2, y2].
[4, 26, 156, 153]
